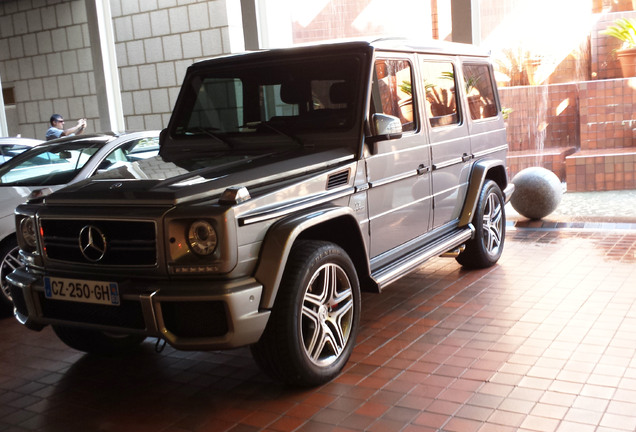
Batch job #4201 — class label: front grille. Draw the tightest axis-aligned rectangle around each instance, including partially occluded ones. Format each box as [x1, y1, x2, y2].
[40, 219, 157, 266]
[38, 292, 146, 329]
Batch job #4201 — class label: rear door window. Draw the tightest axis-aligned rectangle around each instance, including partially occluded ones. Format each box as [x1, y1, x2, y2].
[420, 60, 460, 128]
[462, 63, 499, 120]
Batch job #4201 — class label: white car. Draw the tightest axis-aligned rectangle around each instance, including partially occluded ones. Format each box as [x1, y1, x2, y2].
[0, 137, 44, 165]
[0, 131, 160, 306]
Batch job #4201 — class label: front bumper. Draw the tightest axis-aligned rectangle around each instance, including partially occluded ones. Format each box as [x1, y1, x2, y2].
[7, 267, 270, 351]
[503, 182, 515, 204]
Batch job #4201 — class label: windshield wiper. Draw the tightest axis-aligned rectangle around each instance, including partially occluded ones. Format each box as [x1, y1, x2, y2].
[241, 121, 304, 147]
[183, 127, 233, 148]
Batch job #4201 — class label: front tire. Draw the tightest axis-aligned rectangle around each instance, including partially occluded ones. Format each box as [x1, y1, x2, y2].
[251, 240, 361, 387]
[457, 180, 506, 269]
[52, 325, 146, 355]
[0, 238, 20, 305]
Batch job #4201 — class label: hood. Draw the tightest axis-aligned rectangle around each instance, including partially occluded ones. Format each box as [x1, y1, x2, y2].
[44, 148, 355, 206]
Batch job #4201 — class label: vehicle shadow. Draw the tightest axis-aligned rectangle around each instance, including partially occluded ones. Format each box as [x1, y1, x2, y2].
[0, 303, 13, 318]
[28, 340, 308, 431]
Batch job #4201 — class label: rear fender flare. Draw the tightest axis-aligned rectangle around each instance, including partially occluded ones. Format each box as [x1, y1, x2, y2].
[459, 160, 508, 226]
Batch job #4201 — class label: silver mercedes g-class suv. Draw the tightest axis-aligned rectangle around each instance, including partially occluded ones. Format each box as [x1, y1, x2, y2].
[9, 39, 513, 386]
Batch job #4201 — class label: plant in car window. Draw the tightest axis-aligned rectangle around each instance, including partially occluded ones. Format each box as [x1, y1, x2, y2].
[399, 80, 412, 95]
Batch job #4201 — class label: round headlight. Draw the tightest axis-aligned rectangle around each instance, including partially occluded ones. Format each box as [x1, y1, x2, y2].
[20, 217, 37, 248]
[187, 220, 217, 256]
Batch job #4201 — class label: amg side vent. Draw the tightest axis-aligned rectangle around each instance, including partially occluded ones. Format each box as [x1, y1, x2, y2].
[327, 170, 350, 189]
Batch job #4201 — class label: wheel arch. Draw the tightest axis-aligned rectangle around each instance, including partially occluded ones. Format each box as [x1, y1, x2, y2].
[0, 232, 17, 250]
[459, 159, 509, 226]
[254, 206, 373, 310]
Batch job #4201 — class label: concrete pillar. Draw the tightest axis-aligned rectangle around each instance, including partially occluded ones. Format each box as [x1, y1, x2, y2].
[241, 0, 261, 50]
[84, 0, 125, 132]
[0, 73, 7, 137]
[451, 0, 481, 45]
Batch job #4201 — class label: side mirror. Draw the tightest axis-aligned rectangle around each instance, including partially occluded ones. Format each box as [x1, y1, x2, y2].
[368, 114, 403, 144]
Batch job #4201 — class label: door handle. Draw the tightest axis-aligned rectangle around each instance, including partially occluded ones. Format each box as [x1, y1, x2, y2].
[417, 164, 430, 175]
[462, 153, 472, 162]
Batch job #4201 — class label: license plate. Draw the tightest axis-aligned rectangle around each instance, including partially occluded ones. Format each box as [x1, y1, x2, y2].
[44, 277, 120, 306]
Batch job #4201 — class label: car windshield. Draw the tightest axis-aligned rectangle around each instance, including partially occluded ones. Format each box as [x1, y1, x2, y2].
[0, 144, 32, 164]
[171, 52, 364, 150]
[0, 141, 105, 186]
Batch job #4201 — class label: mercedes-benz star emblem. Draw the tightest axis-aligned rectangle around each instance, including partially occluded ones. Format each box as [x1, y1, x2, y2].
[79, 225, 107, 262]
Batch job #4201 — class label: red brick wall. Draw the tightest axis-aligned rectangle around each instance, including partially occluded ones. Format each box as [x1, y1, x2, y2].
[578, 79, 636, 150]
[591, 11, 636, 80]
[499, 84, 580, 152]
[502, 78, 636, 190]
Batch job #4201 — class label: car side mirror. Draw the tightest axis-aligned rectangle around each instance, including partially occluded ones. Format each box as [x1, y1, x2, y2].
[368, 114, 403, 144]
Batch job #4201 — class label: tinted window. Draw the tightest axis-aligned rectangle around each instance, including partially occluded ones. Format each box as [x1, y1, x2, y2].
[173, 55, 361, 141]
[420, 60, 460, 128]
[371, 59, 416, 132]
[462, 63, 498, 120]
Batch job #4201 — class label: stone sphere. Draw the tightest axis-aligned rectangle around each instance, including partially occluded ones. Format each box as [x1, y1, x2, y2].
[510, 167, 563, 220]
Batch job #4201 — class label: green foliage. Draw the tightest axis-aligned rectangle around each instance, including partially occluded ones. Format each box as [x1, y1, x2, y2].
[399, 80, 412, 95]
[601, 17, 636, 49]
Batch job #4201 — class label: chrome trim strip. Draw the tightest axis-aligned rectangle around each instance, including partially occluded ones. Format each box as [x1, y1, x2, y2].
[239, 187, 354, 226]
[466, 127, 507, 137]
[369, 170, 416, 188]
[432, 183, 464, 198]
[368, 183, 463, 223]
[433, 157, 464, 170]
[429, 136, 464, 148]
[473, 144, 509, 158]
[368, 194, 433, 221]
[355, 183, 370, 192]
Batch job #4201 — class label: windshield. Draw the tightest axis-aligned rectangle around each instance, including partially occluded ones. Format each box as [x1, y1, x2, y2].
[0, 144, 32, 164]
[171, 53, 364, 149]
[0, 141, 105, 186]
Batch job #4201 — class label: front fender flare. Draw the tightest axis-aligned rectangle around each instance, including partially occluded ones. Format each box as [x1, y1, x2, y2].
[254, 206, 362, 309]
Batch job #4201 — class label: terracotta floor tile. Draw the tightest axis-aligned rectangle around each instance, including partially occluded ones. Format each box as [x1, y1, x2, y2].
[555, 421, 596, 432]
[563, 407, 603, 425]
[3, 229, 636, 431]
[519, 414, 560, 432]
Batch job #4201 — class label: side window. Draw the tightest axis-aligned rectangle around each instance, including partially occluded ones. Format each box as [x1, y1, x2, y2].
[125, 136, 160, 161]
[420, 60, 459, 128]
[371, 59, 415, 132]
[462, 63, 498, 120]
[98, 137, 160, 171]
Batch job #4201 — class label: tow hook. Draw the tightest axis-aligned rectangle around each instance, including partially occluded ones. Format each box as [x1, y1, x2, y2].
[155, 338, 167, 353]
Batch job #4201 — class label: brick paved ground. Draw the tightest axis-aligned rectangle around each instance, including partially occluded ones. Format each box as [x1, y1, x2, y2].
[1, 227, 636, 432]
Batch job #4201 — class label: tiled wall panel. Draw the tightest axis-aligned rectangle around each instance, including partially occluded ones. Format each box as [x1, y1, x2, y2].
[0, 0, 238, 137]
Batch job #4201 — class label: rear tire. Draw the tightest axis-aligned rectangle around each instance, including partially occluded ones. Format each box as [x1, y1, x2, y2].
[251, 240, 361, 387]
[52, 325, 146, 355]
[457, 180, 506, 269]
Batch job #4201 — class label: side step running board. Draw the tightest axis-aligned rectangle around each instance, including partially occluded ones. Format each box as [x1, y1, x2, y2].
[371, 226, 474, 291]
